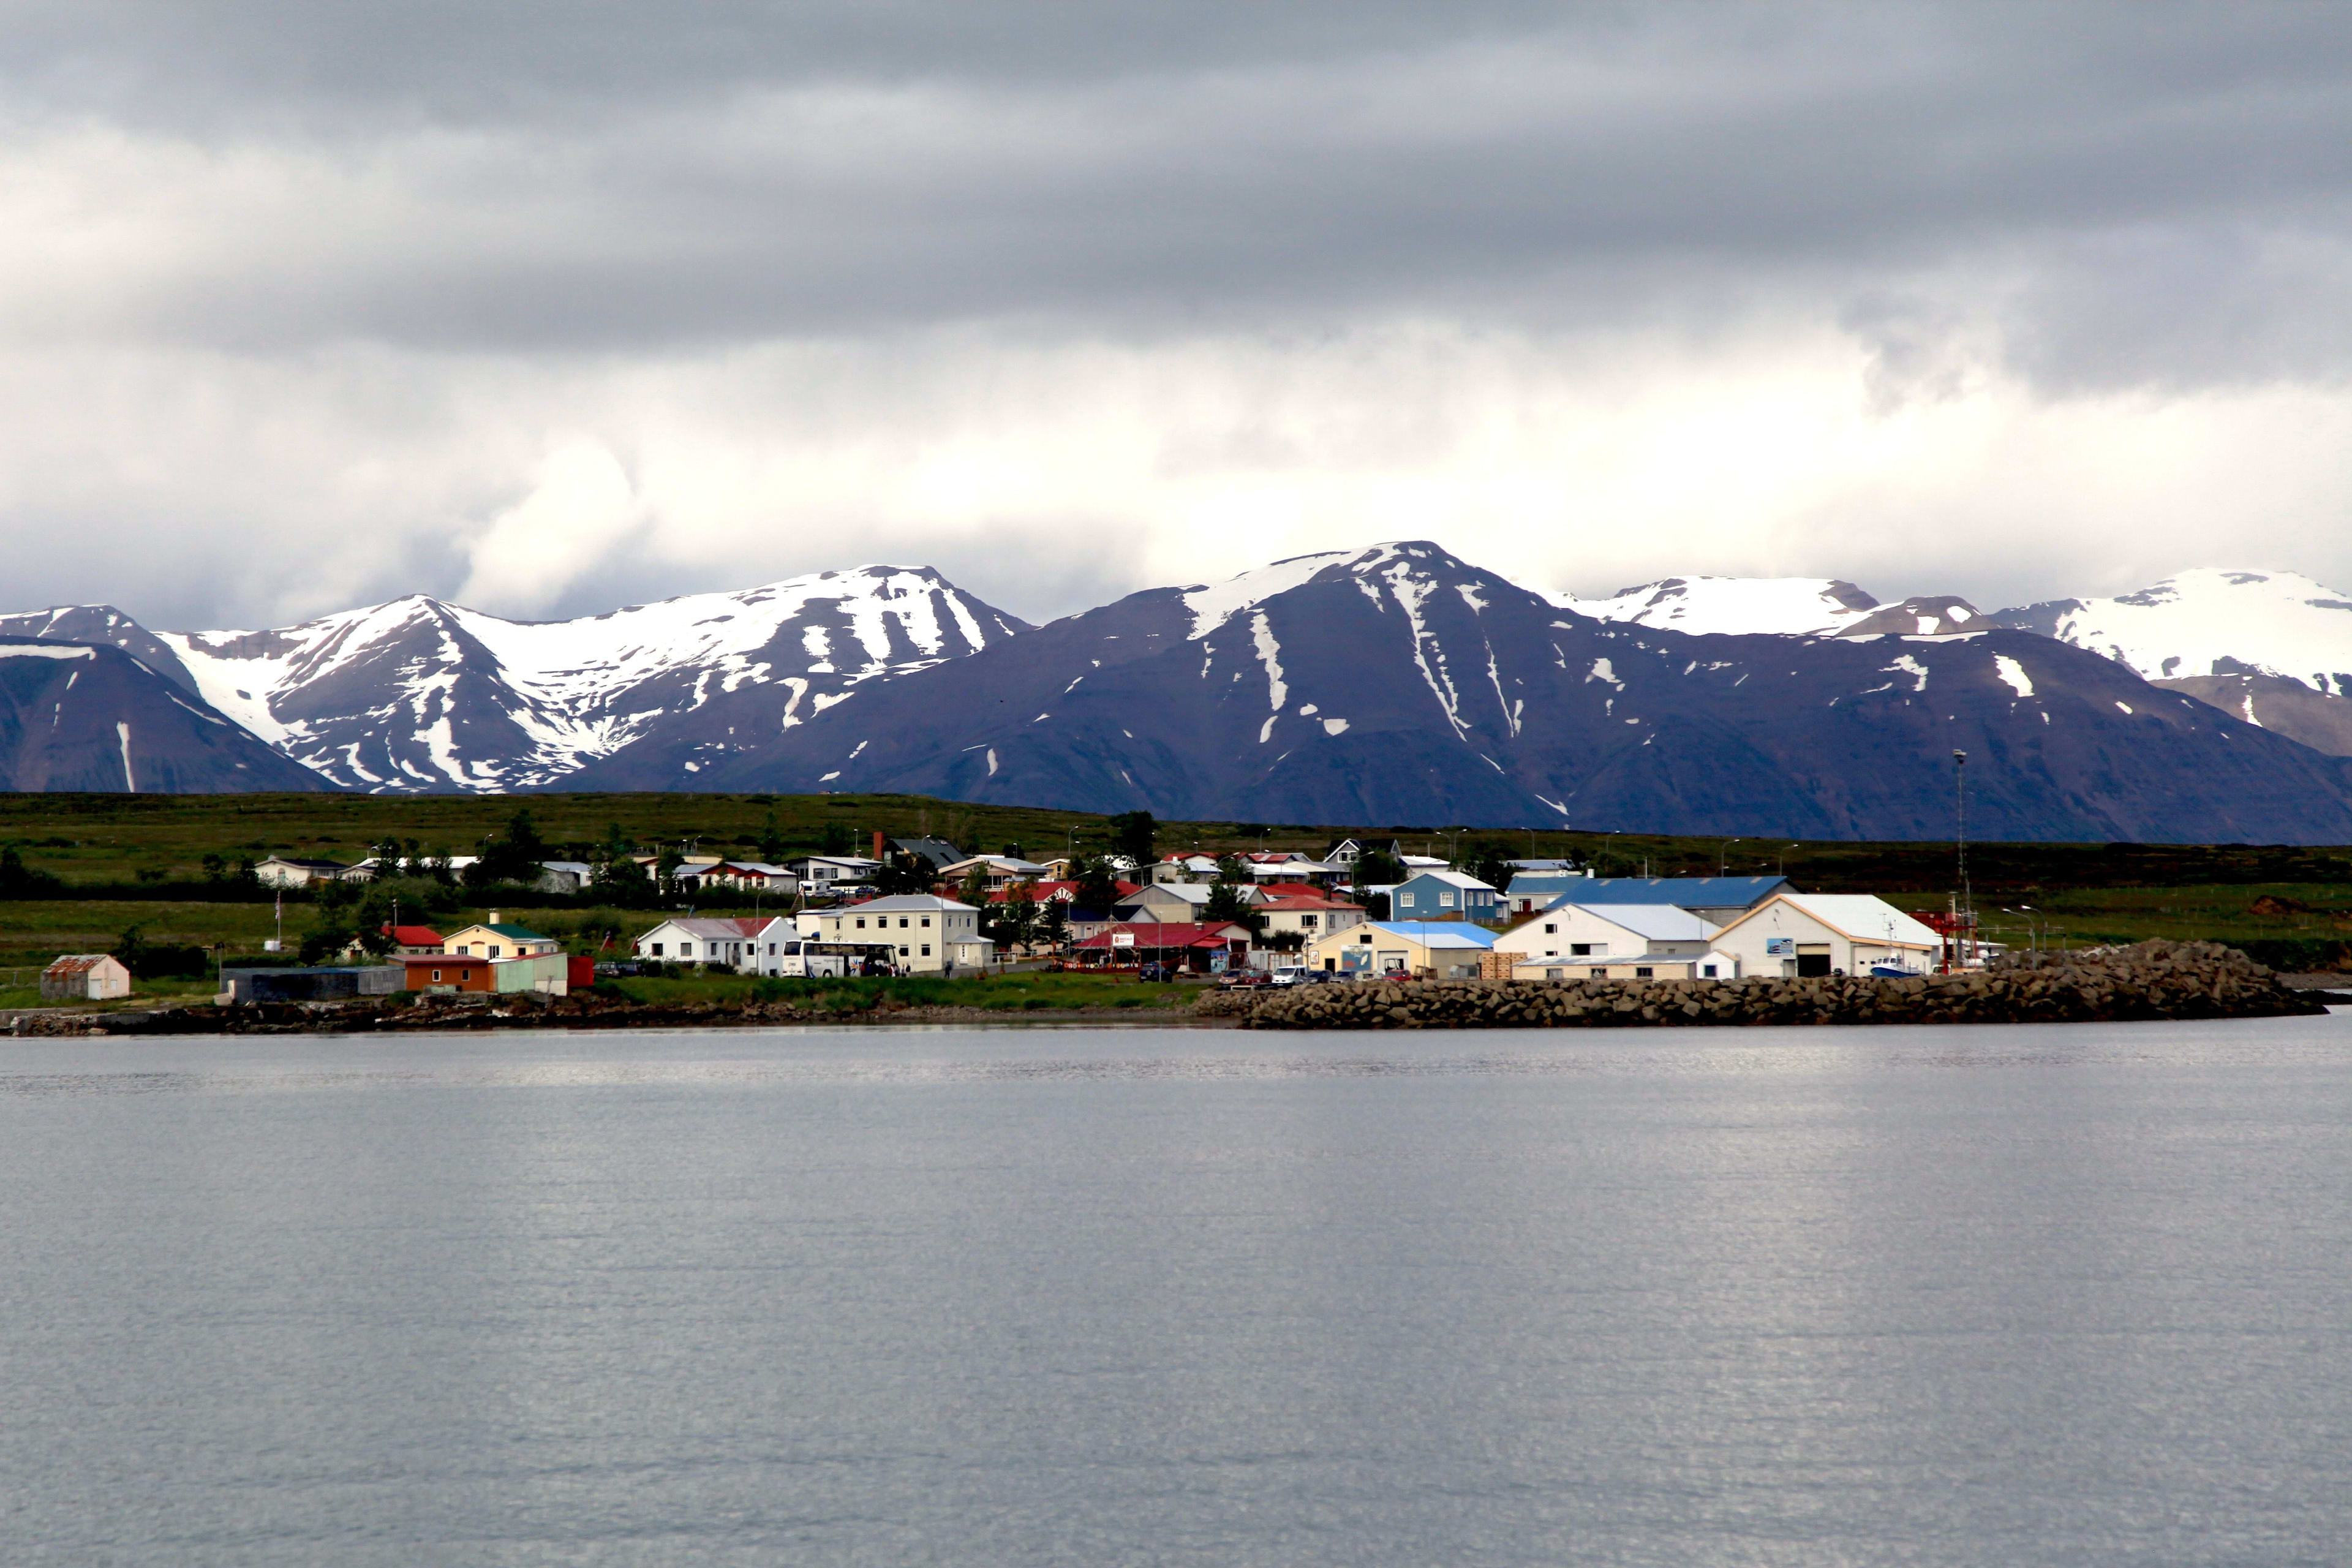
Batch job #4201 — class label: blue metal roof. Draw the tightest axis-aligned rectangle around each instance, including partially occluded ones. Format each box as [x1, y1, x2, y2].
[1541, 875, 1790, 907]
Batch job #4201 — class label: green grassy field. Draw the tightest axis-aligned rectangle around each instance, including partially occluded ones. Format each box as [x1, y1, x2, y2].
[6, 788, 2352, 891]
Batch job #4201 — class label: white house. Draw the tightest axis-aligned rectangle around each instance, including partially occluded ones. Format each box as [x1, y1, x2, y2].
[739, 914, 812, 976]
[1707, 893, 1943, 979]
[1513, 952, 1742, 981]
[1497, 902, 1722, 965]
[788, 854, 881, 893]
[806, 894, 990, 974]
[941, 854, 1052, 891]
[633, 916, 764, 969]
[252, 856, 348, 888]
[684, 861, 796, 894]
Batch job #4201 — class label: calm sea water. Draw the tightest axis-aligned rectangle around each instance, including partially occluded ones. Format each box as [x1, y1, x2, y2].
[4, 1015, 2351, 1566]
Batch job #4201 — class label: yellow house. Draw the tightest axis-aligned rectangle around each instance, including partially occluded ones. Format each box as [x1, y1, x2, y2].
[1305, 921, 1496, 979]
[440, 911, 562, 960]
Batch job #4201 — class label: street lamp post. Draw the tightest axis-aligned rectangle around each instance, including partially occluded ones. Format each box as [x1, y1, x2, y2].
[1719, 839, 1740, 875]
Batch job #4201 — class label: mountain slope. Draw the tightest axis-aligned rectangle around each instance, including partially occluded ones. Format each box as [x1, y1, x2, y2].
[138, 567, 1026, 792]
[687, 543, 2352, 843]
[0, 606, 202, 692]
[0, 639, 330, 793]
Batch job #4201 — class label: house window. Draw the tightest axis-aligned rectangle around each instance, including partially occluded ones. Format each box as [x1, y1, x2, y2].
[1302, 914, 1317, 928]
[1590, 968, 1607, 978]
[1570, 943, 1589, 956]
[1399, 892, 1414, 908]
[856, 918, 867, 929]
[1359, 933, 1373, 943]
[651, 943, 664, 956]
[921, 944, 932, 957]
[1439, 892, 1455, 908]
[462, 969, 474, 981]
[489, 945, 502, 957]
[899, 918, 910, 929]
[921, 916, 932, 927]
[1702, 964, 1718, 978]
[1544, 923, 1557, 934]
[431, 969, 442, 982]
[1635, 967, 1653, 978]
[897, 946, 909, 957]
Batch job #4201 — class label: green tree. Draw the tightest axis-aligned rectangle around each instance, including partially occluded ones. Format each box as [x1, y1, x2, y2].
[1204, 855, 1256, 929]
[758, 811, 787, 864]
[1466, 841, 1514, 892]
[957, 861, 992, 908]
[987, 881, 1038, 952]
[876, 851, 932, 896]
[1071, 856, 1122, 916]
[467, 807, 548, 888]
[1106, 811, 1158, 867]
[0, 846, 64, 897]
[1036, 898, 1069, 949]
[1354, 848, 1407, 889]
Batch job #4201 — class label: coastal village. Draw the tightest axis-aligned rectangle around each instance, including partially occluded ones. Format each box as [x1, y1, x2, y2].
[31, 823, 1967, 1007]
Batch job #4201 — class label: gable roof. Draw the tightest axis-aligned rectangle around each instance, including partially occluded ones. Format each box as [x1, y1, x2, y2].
[1071, 921, 1252, 949]
[1359, 921, 1497, 949]
[44, 954, 124, 976]
[1257, 891, 1362, 911]
[1544, 875, 1791, 908]
[1714, 893, 1943, 949]
[379, 924, 445, 946]
[888, 837, 963, 869]
[1398, 869, 1498, 892]
[1538, 903, 1717, 941]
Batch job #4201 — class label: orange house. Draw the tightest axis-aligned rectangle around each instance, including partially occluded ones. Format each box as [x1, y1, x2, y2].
[399, 955, 495, 992]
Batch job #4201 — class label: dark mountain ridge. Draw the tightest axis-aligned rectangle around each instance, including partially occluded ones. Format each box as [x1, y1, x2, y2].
[666, 543, 2352, 843]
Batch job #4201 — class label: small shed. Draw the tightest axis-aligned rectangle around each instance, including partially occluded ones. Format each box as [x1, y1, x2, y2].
[219, 966, 404, 1003]
[42, 954, 132, 1001]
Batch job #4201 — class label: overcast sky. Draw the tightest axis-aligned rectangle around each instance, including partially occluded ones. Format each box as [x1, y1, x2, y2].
[4, 1, 2351, 630]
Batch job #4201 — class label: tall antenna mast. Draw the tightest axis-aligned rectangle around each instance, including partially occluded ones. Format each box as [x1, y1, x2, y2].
[1953, 750, 1973, 965]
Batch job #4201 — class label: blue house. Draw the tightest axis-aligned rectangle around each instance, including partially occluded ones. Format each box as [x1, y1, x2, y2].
[1389, 870, 1502, 923]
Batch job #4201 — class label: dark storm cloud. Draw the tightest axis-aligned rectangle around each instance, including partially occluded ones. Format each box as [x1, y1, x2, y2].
[9, 2, 2352, 391]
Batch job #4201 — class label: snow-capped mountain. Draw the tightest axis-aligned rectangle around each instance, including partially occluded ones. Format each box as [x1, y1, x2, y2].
[680, 541, 2352, 843]
[1559, 576, 1985, 638]
[0, 567, 1027, 793]
[1991, 568, 2352, 692]
[1989, 568, 2352, 756]
[0, 638, 327, 793]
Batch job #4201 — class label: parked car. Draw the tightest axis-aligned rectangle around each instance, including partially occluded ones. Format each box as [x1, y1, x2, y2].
[1268, 967, 1310, 987]
[1218, 968, 1271, 989]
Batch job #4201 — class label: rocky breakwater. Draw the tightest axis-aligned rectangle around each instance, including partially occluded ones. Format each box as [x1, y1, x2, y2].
[1224, 941, 2328, 1030]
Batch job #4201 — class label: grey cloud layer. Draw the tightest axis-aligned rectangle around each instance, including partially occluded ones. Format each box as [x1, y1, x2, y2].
[9, 2, 2352, 388]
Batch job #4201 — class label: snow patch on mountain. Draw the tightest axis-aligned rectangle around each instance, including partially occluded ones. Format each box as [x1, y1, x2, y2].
[1993, 568, 2352, 697]
[1556, 576, 1882, 636]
